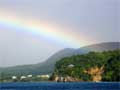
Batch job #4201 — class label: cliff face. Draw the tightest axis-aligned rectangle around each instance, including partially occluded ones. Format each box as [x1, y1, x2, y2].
[52, 66, 104, 82]
[84, 66, 104, 82]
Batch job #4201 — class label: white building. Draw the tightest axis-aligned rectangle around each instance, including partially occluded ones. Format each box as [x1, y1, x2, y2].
[37, 75, 50, 78]
[12, 76, 17, 80]
[27, 75, 32, 78]
[20, 76, 26, 80]
[68, 64, 74, 68]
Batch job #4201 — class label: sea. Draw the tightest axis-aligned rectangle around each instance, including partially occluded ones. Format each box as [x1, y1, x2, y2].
[0, 82, 120, 90]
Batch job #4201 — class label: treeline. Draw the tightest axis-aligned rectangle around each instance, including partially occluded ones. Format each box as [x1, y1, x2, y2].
[53, 50, 120, 82]
[0, 65, 52, 82]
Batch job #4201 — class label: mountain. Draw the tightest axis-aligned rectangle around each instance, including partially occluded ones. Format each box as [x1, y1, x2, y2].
[0, 42, 119, 77]
[80, 42, 120, 52]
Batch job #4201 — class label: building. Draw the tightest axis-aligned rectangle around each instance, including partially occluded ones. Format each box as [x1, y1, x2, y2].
[37, 75, 50, 78]
[20, 76, 26, 80]
[12, 76, 17, 80]
[27, 75, 32, 78]
[68, 64, 74, 68]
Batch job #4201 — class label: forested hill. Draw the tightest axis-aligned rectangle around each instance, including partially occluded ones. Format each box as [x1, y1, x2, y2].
[52, 50, 120, 82]
[0, 42, 119, 77]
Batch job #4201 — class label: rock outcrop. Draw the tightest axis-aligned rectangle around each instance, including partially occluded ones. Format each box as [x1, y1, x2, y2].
[84, 66, 104, 82]
[52, 66, 104, 82]
[54, 76, 80, 82]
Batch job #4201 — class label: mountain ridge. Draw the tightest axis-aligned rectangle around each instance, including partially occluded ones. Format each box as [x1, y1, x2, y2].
[0, 42, 119, 76]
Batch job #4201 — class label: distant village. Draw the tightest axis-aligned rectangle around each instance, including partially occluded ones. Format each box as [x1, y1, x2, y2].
[1, 64, 75, 82]
[5, 74, 50, 82]
[11, 64, 74, 82]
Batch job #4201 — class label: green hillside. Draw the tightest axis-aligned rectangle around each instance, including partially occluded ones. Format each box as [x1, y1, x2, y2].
[0, 42, 119, 82]
[52, 50, 120, 82]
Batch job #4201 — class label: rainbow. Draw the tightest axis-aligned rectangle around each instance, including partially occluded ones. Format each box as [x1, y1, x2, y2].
[0, 11, 93, 48]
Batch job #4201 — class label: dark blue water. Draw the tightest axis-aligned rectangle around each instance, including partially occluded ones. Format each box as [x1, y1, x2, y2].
[0, 82, 120, 90]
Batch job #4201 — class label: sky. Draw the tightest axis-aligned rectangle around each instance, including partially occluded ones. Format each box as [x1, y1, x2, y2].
[0, 0, 119, 67]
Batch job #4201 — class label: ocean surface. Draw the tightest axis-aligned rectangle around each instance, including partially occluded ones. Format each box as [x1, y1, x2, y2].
[0, 82, 120, 90]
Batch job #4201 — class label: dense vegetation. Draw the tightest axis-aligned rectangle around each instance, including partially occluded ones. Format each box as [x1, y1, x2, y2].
[0, 50, 120, 82]
[0, 42, 119, 82]
[0, 64, 52, 82]
[53, 50, 120, 82]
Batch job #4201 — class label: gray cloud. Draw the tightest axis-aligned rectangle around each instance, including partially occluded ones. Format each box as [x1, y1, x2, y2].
[0, 0, 119, 66]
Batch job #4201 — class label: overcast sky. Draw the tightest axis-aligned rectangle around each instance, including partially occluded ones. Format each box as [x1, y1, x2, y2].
[0, 0, 119, 67]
